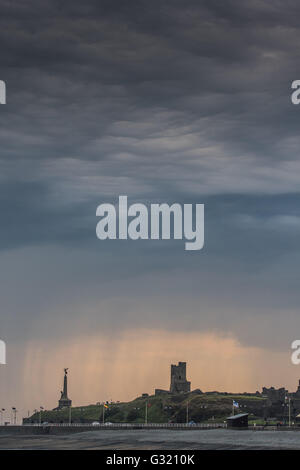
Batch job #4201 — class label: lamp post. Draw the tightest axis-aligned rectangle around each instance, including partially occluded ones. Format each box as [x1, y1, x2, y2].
[11, 407, 17, 425]
[103, 403, 106, 424]
[33, 409, 37, 421]
[284, 396, 291, 427]
[97, 401, 101, 423]
[39, 406, 44, 425]
[145, 401, 148, 425]
[0, 408, 5, 425]
[186, 401, 189, 424]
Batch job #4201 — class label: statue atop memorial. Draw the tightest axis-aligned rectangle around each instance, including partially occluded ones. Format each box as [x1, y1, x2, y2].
[57, 368, 72, 409]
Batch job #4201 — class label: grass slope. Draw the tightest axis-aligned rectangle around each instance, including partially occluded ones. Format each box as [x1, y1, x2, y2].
[25, 392, 267, 424]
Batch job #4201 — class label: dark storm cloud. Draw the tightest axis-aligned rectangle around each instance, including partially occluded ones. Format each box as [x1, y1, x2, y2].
[0, 0, 300, 351]
[0, 0, 299, 173]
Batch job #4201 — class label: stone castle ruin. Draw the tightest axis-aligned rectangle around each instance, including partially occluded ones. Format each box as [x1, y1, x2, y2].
[155, 361, 191, 395]
[170, 361, 191, 393]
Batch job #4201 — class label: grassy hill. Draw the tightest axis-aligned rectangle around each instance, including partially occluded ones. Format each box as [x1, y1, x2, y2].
[24, 391, 267, 425]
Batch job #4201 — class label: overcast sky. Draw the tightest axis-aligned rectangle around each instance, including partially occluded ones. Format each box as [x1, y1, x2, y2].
[1, 0, 300, 417]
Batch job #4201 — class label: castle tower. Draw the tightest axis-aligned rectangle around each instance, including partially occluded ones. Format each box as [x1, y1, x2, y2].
[170, 361, 191, 394]
[58, 368, 72, 409]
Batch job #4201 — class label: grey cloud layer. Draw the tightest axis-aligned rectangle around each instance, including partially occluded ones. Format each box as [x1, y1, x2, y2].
[0, 1, 300, 351]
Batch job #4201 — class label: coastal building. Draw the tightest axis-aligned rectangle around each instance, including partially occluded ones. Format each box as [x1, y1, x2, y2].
[227, 413, 249, 429]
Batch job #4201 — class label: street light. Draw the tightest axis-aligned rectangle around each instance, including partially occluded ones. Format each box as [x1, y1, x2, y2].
[97, 401, 102, 423]
[11, 407, 17, 425]
[286, 396, 291, 427]
[0, 408, 5, 426]
[186, 401, 189, 424]
[39, 406, 44, 425]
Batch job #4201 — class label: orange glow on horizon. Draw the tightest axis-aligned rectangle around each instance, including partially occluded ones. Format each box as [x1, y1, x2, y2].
[0, 328, 298, 420]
